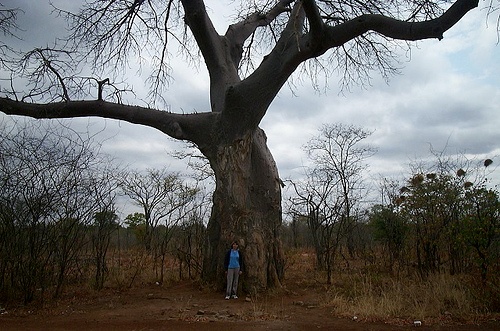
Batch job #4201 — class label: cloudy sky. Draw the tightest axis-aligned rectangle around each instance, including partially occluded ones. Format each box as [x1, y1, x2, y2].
[2, 0, 500, 197]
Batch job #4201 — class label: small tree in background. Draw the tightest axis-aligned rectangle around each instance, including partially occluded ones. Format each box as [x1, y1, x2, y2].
[289, 123, 375, 283]
[398, 173, 464, 276]
[120, 169, 200, 283]
[394, 155, 499, 279]
[92, 210, 119, 290]
[460, 186, 500, 281]
[124, 212, 147, 246]
[369, 204, 408, 271]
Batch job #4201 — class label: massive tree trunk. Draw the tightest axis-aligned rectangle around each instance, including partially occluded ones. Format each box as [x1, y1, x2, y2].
[203, 128, 285, 291]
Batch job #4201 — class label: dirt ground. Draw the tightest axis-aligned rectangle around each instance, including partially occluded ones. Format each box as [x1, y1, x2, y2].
[1, 279, 499, 331]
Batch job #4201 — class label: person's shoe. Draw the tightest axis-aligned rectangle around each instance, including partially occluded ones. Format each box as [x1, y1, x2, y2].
[225, 296, 230, 300]
[232, 295, 238, 299]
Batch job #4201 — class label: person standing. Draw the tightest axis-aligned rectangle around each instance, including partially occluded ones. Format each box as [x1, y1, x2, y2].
[224, 241, 244, 299]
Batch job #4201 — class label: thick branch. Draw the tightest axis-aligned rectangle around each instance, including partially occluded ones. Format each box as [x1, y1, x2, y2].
[225, 0, 294, 67]
[181, 0, 228, 80]
[302, 0, 323, 38]
[323, 0, 479, 49]
[181, 0, 240, 113]
[224, 2, 306, 132]
[0, 98, 218, 148]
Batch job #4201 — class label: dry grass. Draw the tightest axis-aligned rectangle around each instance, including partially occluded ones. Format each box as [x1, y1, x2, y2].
[327, 273, 474, 321]
[105, 249, 184, 289]
[282, 248, 498, 324]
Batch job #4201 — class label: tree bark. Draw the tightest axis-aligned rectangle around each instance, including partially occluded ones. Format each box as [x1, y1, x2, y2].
[202, 128, 285, 292]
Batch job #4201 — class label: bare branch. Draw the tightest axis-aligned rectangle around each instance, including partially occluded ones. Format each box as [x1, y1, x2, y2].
[33, 49, 71, 101]
[0, 97, 218, 147]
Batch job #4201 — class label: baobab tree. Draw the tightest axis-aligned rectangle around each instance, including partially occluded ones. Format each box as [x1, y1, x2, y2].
[0, 0, 490, 291]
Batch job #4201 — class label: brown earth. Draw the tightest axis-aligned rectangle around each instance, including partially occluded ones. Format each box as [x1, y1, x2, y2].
[1, 279, 499, 331]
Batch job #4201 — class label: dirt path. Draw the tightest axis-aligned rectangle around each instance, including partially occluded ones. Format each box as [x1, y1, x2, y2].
[1, 281, 499, 331]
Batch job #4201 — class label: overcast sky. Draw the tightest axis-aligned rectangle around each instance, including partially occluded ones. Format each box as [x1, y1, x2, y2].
[2, 1, 500, 201]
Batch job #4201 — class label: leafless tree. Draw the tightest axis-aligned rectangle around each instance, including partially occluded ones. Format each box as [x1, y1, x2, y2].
[289, 123, 375, 283]
[120, 168, 199, 282]
[0, 0, 488, 290]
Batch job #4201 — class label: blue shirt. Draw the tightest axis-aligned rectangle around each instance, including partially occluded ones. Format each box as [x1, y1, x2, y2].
[228, 249, 240, 269]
